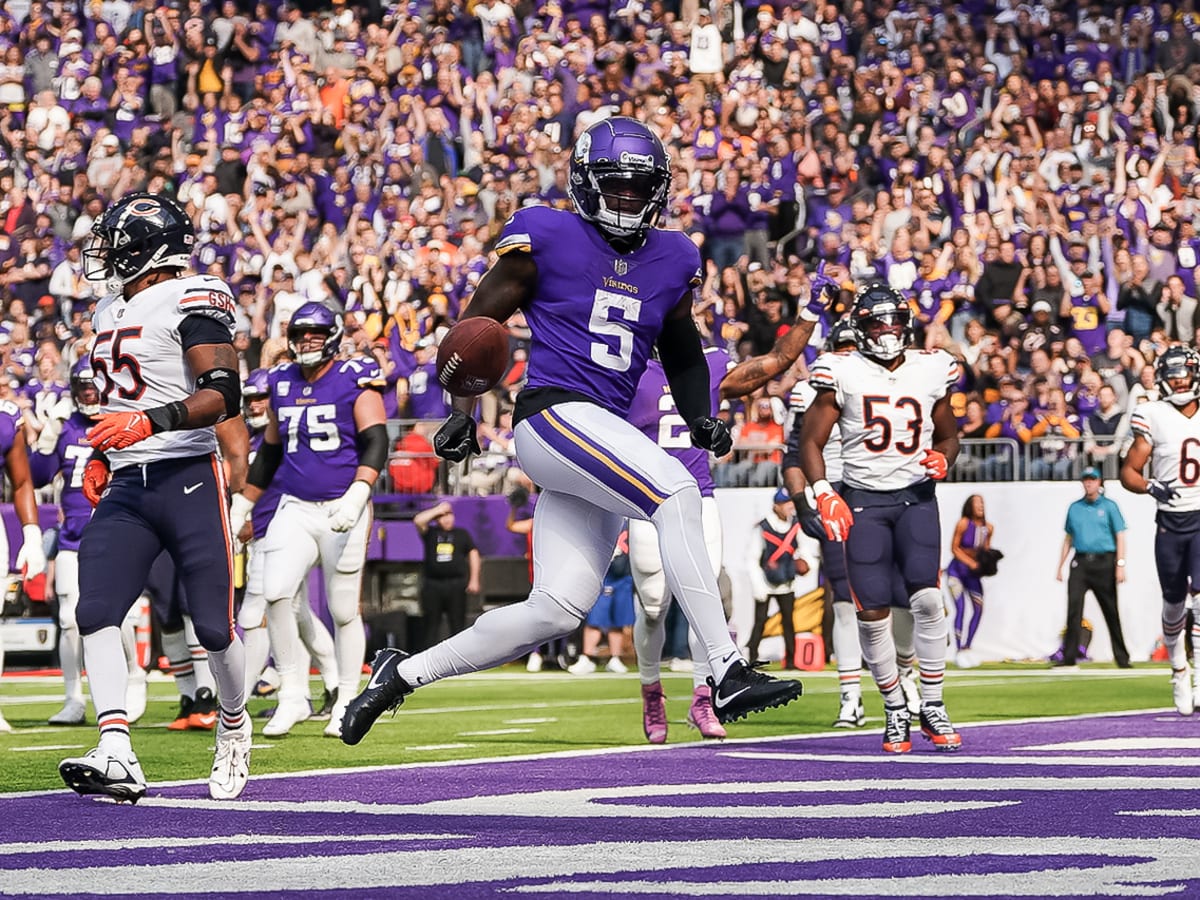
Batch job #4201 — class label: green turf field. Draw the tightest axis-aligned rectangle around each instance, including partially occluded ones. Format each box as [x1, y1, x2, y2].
[0, 664, 1178, 793]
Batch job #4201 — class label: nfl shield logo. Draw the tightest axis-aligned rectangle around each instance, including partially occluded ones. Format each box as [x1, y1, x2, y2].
[613, 259, 628, 276]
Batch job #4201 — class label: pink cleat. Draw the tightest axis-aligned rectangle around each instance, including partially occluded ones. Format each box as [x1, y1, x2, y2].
[641, 681, 667, 744]
[687, 685, 727, 739]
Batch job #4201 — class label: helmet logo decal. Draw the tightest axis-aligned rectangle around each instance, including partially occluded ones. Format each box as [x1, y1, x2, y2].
[574, 132, 591, 161]
[126, 198, 161, 217]
[618, 151, 654, 168]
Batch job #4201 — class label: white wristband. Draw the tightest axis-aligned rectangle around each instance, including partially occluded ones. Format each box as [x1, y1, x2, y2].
[812, 479, 834, 497]
[798, 306, 822, 322]
[22, 523, 42, 545]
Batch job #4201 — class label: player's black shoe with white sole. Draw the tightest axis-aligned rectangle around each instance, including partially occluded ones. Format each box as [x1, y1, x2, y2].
[340, 649, 414, 745]
[706, 660, 803, 724]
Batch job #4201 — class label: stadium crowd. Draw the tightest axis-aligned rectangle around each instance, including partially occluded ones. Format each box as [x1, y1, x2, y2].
[0, 0, 1199, 490]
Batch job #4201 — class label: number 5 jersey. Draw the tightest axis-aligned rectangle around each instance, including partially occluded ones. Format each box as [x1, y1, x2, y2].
[809, 348, 958, 490]
[90, 274, 238, 469]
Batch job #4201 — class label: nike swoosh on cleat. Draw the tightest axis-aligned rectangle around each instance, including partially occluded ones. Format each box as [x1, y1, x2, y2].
[184, 483, 203, 494]
[365, 663, 393, 691]
[712, 686, 752, 709]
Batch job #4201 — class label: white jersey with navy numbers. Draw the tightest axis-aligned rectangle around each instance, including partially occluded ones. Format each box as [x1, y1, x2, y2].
[790, 374, 844, 483]
[91, 273, 237, 470]
[809, 348, 957, 491]
[1130, 400, 1200, 512]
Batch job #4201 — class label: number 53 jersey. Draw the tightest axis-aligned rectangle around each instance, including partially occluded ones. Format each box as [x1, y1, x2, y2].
[809, 348, 958, 491]
[90, 274, 237, 470]
[267, 357, 385, 501]
[1131, 401, 1200, 513]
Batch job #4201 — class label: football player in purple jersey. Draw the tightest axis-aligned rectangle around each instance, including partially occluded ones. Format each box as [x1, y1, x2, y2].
[341, 117, 803, 747]
[229, 303, 389, 738]
[0, 394, 47, 734]
[29, 361, 102, 726]
[234, 368, 338, 732]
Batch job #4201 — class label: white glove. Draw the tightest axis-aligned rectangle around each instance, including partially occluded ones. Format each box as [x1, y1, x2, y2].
[228, 493, 255, 552]
[34, 416, 64, 455]
[16, 524, 45, 578]
[328, 480, 372, 533]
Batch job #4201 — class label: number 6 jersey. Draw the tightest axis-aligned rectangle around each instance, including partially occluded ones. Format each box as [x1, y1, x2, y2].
[90, 274, 237, 469]
[1130, 401, 1200, 512]
[267, 356, 385, 501]
[809, 348, 958, 490]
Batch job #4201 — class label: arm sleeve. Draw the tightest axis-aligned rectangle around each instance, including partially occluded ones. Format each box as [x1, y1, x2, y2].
[179, 314, 236, 351]
[657, 314, 712, 425]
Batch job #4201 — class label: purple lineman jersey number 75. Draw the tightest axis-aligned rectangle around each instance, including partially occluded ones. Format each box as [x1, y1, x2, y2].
[627, 348, 732, 498]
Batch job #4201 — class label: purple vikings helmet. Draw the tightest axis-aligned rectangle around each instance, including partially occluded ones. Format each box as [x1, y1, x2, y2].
[849, 283, 913, 362]
[1155, 345, 1200, 407]
[243, 368, 270, 428]
[83, 192, 195, 283]
[287, 302, 344, 367]
[567, 117, 671, 243]
[70, 359, 100, 416]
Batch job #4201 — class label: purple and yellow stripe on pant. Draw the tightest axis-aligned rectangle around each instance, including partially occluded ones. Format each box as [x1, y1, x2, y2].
[530, 407, 669, 517]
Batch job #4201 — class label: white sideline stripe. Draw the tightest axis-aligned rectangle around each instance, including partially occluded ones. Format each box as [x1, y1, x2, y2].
[0, 833, 468, 856]
[0, 706, 1182, 799]
[8, 744, 83, 753]
[406, 743, 475, 752]
[1118, 808, 1200, 817]
[721, 751, 1200, 768]
[504, 718, 558, 724]
[457, 728, 534, 736]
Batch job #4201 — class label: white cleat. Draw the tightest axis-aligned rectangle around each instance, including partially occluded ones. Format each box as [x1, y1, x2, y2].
[526, 651, 543, 673]
[261, 698, 312, 737]
[832, 692, 866, 728]
[899, 669, 921, 715]
[126, 671, 148, 724]
[59, 747, 147, 803]
[0, 708, 11, 733]
[955, 649, 980, 669]
[567, 655, 597, 675]
[1172, 667, 1194, 716]
[605, 657, 628, 674]
[323, 697, 352, 738]
[48, 698, 88, 726]
[209, 717, 252, 800]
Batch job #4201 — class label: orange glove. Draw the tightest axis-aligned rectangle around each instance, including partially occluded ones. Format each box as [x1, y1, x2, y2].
[814, 483, 854, 542]
[88, 411, 154, 451]
[921, 448, 949, 481]
[82, 458, 110, 508]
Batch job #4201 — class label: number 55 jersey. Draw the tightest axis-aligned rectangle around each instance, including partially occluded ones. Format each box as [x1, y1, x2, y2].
[809, 348, 958, 490]
[90, 274, 237, 469]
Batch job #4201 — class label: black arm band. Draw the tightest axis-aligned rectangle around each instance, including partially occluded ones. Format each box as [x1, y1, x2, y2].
[355, 423, 389, 473]
[656, 315, 711, 425]
[247, 439, 283, 490]
[88, 449, 110, 468]
[195, 367, 242, 420]
[145, 401, 188, 433]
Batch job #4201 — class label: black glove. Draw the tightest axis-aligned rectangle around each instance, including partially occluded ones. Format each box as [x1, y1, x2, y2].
[794, 492, 826, 541]
[689, 416, 732, 457]
[433, 410, 481, 463]
[1147, 478, 1181, 503]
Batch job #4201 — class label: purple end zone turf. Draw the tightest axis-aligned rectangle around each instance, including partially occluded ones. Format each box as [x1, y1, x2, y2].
[3, 711, 1199, 899]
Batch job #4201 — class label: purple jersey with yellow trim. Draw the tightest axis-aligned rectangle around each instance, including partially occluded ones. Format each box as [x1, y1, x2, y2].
[248, 427, 284, 540]
[495, 206, 702, 417]
[627, 347, 731, 496]
[29, 412, 93, 551]
[267, 356, 384, 502]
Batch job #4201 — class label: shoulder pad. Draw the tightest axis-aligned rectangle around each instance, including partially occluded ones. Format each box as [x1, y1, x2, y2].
[338, 355, 386, 389]
[177, 278, 237, 331]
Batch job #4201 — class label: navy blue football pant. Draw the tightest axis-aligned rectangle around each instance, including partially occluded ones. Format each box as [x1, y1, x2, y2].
[841, 488, 941, 610]
[77, 454, 235, 652]
[1155, 522, 1200, 606]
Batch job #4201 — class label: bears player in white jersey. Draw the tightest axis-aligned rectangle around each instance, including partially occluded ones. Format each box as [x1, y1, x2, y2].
[800, 284, 962, 754]
[784, 321, 921, 729]
[57, 192, 251, 803]
[1120, 346, 1200, 716]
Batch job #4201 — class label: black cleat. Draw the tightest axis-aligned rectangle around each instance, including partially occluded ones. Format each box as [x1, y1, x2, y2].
[340, 649, 414, 746]
[918, 702, 962, 752]
[311, 688, 338, 722]
[706, 660, 803, 724]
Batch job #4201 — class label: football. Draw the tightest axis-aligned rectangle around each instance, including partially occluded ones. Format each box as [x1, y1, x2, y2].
[436, 317, 510, 396]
